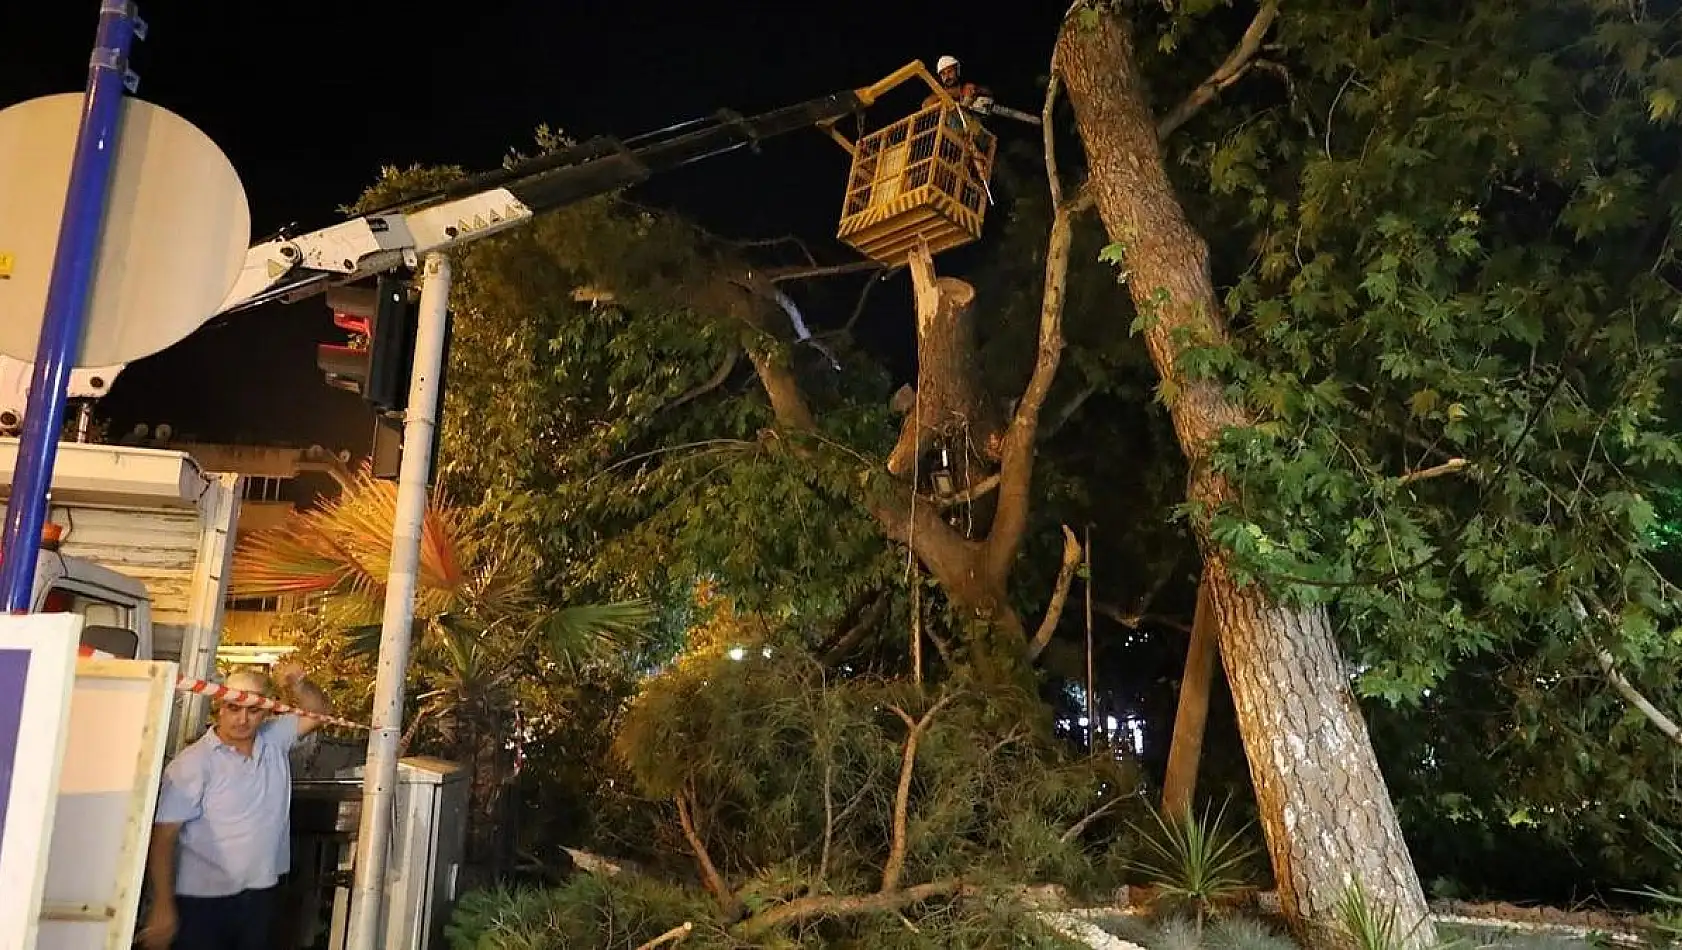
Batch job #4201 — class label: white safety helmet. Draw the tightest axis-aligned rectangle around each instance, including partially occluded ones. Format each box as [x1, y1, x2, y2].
[936, 55, 961, 74]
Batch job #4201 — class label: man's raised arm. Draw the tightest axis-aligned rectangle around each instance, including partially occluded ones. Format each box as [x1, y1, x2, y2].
[273, 662, 332, 738]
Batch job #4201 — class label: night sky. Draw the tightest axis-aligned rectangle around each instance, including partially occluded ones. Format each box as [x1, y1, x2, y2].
[1, 2, 1067, 455]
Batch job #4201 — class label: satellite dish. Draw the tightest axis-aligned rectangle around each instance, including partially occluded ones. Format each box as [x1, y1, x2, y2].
[0, 93, 251, 368]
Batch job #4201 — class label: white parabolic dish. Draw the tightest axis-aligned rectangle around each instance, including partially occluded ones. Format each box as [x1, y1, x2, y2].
[0, 92, 251, 368]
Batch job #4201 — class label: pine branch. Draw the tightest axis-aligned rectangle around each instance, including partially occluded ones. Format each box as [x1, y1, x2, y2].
[733, 879, 967, 939]
[815, 751, 837, 891]
[1060, 792, 1137, 844]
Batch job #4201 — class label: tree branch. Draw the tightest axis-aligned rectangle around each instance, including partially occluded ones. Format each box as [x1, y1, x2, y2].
[1094, 600, 1194, 636]
[733, 879, 967, 938]
[1397, 457, 1468, 485]
[633, 923, 694, 950]
[1039, 381, 1100, 443]
[919, 472, 1001, 509]
[840, 269, 886, 336]
[764, 260, 886, 283]
[924, 625, 955, 666]
[675, 792, 740, 917]
[1596, 648, 1682, 746]
[821, 592, 890, 666]
[1027, 526, 1085, 661]
[883, 692, 957, 892]
[816, 750, 836, 891]
[658, 349, 740, 415]
[1059, 792, 1136, 844]
[1572, 595, 1682, 747]
[1155, 0, 1282, 141]
[987, 63, 1078, 581]
[731, 233, 818, 266]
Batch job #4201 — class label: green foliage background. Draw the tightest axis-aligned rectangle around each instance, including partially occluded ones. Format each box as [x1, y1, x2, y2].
[296, 0, 1682, 934]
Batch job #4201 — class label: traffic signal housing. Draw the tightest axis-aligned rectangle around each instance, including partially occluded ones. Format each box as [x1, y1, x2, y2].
[317, 274, 451, 482]
[319, 274, 415, 413]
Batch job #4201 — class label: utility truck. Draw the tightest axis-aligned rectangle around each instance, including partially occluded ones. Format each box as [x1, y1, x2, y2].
[0, 435, 241, 752]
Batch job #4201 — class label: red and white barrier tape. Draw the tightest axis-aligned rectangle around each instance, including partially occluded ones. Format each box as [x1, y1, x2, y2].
[76, 644, 367, 730]
[174, 675, 367, 730]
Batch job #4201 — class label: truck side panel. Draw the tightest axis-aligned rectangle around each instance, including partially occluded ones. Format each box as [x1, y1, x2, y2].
[48, 503, 204, 626]
[45, 479, 243, 754]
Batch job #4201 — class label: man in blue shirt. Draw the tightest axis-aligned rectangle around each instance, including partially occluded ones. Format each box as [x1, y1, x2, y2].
[139, 663, 332, 950]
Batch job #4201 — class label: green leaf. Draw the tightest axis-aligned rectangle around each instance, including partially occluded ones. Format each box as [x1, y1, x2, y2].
[1649, 87, 1678, 122]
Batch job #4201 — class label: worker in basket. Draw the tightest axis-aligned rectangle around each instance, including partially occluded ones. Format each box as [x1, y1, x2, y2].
[921, 55, 996, 205]
[924, 55, 993, 112]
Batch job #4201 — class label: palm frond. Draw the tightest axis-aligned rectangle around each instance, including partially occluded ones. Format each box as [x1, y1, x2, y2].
[233, 468, 467, 607]
[543, 599, 657, 656]
[343, 623, 387, 657]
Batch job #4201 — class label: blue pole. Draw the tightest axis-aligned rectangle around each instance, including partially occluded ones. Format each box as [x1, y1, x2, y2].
[0, 0, 142, 612]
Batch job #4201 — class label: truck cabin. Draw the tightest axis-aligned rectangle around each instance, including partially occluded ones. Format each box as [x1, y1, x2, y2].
[33, 553, 153, 659]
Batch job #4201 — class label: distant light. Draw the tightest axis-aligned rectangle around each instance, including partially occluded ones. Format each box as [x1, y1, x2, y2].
[761, 646, 773, 658]
[727, 646, 746, 661]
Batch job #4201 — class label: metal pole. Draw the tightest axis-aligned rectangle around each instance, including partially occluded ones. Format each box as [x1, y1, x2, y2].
[1084, 525, 1095, 752]
[0, 0, 142, 611]
[346, 253, 450, 950]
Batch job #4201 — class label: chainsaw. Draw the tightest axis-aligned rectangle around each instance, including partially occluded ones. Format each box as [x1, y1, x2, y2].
[967, 97, 1042, 126]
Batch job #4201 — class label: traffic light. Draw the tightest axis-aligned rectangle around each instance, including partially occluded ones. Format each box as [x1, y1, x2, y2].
[319, 274, 415, 413]
[317, 273, 452, 483]
[369, 311, 452, 484]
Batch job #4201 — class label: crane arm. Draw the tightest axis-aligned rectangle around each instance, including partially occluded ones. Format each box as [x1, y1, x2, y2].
[213, 89, 869, 316]
[1, 65, 952, 428]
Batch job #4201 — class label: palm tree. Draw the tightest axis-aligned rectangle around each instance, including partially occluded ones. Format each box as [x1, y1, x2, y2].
[232, 469, 652, 876]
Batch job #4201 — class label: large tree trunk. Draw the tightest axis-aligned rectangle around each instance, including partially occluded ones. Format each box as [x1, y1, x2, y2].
[743, 317, 1028, 682]
[887, 248, 1005, 506]
[1055, 11, 1434, 947]
[1161, 574, 1217, 818]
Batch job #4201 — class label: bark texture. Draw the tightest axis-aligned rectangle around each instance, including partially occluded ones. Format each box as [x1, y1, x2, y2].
[1055, 11, 1434, 947]
[888, 248, 1004, 490]
[1161, 575, 1217, 818]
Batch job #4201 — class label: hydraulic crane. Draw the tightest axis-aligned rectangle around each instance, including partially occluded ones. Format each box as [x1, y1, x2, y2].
[0, 59, 1023, 426]
[216, 60, 986, 316]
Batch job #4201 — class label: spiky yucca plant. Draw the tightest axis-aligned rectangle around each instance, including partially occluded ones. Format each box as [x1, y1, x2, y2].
[1129, 800, 1258, 935]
